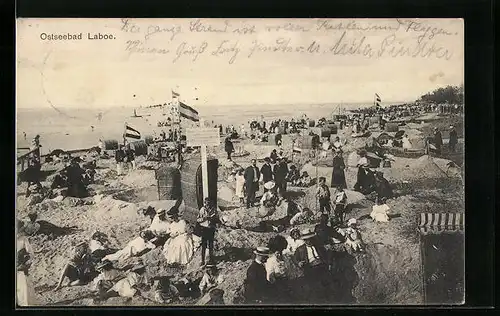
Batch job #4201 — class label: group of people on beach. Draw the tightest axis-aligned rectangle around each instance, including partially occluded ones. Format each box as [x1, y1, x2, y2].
[17, 98, 462, 306]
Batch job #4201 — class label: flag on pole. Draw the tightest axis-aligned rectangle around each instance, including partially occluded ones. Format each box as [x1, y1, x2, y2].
[172, 90, 180, 98]
[178, 101, 200, 122]
[375, 93, 382, 108]
[124, 124, 141, 139]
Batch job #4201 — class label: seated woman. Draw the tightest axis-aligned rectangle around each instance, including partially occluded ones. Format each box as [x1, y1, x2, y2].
[149, 208, 172, 245]
[54, 242, 94, 291]
[162, 208, 196, 265]
[258, 181, 280, 217]
[103, 230, 157, 262]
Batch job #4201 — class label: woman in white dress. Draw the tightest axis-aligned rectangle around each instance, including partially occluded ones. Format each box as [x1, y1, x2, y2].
[149, 208, 172, 244]
[163, 208, 195, 265]
[235, 169, 245, 205]
[17, 220, 38, 306]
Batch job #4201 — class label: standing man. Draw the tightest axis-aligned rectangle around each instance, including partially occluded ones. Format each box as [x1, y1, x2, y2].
[244, 159, 260, 209]
[243, 246, 271, 304]
[115, 145, 125, 176]
[224, 137, 234, 161]
[126, 147, 136, 170]
[316, 177, 331, 215]
[260, 158, 274, 192]
[273, 157, 289, 200]
[197, 198, 220, 266]
[448, 125, 458, 153]
[433, 127, 443, 155]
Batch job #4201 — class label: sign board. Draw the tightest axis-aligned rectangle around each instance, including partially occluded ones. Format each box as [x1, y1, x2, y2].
[186, 128, 220, 147]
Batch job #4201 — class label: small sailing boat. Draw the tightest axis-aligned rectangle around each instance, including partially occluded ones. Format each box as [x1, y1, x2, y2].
[131, 109, 143, 118]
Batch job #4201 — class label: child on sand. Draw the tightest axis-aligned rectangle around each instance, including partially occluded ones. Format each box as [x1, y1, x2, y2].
[54, 242, 93, 291]
[343, 218, 365, 253]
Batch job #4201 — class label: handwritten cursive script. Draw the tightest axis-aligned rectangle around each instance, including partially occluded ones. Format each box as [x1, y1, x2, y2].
[119, 18, 459, 63]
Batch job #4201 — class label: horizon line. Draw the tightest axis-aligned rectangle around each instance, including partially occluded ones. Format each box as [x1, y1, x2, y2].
[17, 100, 413, 110]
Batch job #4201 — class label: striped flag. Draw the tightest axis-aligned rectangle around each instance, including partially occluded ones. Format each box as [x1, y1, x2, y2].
[124, 124, 141, 139]
[172, 90, 180, 98]
[375, 93, 381, 102]
[178, 101, 199, 122]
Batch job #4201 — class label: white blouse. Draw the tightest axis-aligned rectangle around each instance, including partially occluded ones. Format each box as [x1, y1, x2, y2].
[265, 254, 287, 282]
[149, 215, 171, 236]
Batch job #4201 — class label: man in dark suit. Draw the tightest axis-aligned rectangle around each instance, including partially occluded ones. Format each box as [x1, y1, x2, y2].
[243, 246, 271, 304]
[294, 230, 332, 303]
[244, 159, 260, 208]
[260, 158, 274, 192]
[273, 157, 289, 199]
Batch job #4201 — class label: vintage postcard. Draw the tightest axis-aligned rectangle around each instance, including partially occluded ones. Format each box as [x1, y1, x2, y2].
[16, 18, 464, 306]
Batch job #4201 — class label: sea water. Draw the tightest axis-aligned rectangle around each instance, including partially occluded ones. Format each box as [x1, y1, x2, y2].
[16, 102, 376, 154]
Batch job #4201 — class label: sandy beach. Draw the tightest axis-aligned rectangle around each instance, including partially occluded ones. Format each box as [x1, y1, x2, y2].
[16, 109, 464, 306]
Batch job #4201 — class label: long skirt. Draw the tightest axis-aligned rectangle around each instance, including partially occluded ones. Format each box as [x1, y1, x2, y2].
[17, 271, 37, 306]
[163, 234, 195, 265]
[331, 167, 347, 189]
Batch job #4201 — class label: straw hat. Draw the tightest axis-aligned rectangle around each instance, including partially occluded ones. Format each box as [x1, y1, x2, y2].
[263, 181, 276, 190]
[300, 229, 317, 240]
[253, 246, 271, 256]
[96, 260, 113, 271]
[347, 218, 357, 226]
[449, 125, 454, 129]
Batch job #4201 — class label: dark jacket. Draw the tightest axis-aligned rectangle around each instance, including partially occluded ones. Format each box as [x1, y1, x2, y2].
[434, 131, 443, 147]
[273, 162, 289, 183]
[293, 242, 328, 267]
[244, 166, 260, 186]
[115, 149, 125, 163]
[126, 149, 135, 161]
[243, 261, 269, 303]
[449, 129, 458, 145]
[224, 138, 234, 153]
[260, 163, 274, 183]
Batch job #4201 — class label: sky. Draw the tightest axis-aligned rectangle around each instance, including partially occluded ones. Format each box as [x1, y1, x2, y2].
[16, 18, 464, 109]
